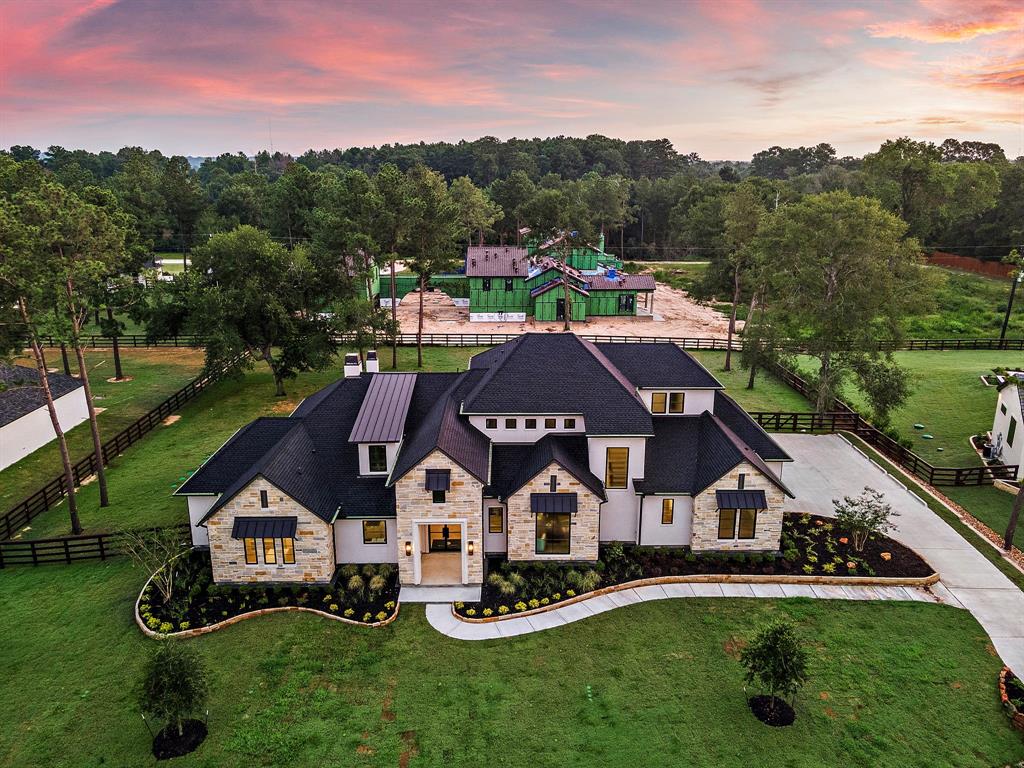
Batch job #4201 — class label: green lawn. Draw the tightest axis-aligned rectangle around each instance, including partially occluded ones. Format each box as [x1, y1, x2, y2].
[943, 484, 1018, 542]
[1, 348, 206, 508]
[796, 350, 1013, 465]
[0, 560, 1020, 768]
[692, 351, 811, 412]
[625, 261, 709, 294]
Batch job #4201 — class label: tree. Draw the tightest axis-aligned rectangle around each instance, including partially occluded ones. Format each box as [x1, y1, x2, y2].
[849, 355, 912, 428]
[752, 191, 924, 413]
[740, 619, 809, 720]
[139, 640, 209, 739]
[122, 526, 189, 607]
[449, 176, 501, 246]
[404, 166, 463, 367]
[269, 162, 316, 247]
[489, 170, 536, 244]
[169, 226, 340, 396]
[720, 183, 766, 370]
[833, 486, 898, 551]
[160, 156, 206, 264]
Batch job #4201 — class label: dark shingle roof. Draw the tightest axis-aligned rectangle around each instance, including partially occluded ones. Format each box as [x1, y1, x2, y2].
[348, 373, 417, 443]
[586, 274, 656, 291]
[465, 246, 528, 277]
[0, 364, 83, 428]
[712, 392, 791, 462]
[593, 343, 722, 389]
[175, 419, 298, 495]
[635, 414, 792, 497]
[465, 334, 652, 436]
[529, 278, 589, 298]
[487, 434, 605, 500]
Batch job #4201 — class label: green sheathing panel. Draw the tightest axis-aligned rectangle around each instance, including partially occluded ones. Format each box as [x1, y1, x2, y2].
[468, 276, 531, 314]
[534, 289, 586, 322]
[587, 291, 640, 316]
[386, 273, 467, 300]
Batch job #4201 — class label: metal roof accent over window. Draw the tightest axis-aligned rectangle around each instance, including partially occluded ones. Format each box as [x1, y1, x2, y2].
[715, 489, 768, 509]
[348, 373, 417, 443]
[424, 468, 451, 491]
[231, 516, 298, 539]
[530, 493, 578, 513]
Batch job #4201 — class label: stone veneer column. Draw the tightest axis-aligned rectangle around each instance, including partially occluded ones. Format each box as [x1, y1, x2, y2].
[505, 462, 600, 562]
[690, 462, 785, 552]
[394, 450, 485, 584]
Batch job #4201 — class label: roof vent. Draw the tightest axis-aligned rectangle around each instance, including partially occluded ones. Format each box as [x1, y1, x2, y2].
[365, 349, 379, 373]
[344, 352, 361, 378]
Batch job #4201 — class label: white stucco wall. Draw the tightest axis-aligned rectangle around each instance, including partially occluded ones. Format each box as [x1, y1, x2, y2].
[638, 495, 693, 546]
[186, 495, 217, 546]
[467, 414, 586, 443]
[588, 436, 647, 541]
[992, 385, 1024, 474]
[637, 388, 716, 416]
[483, 501, 507, 553]
[0, 387, 89, 471]
[333, 518, 399, 563]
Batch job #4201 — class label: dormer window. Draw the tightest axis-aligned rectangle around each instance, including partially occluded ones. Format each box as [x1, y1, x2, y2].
[545, 418, 556, 429]
[368, 444, 388, 473]
[652, 392, 667, 414]
[425, 468, 451, 503]
[670, 393, 685, 413]
[486, 418, 497, 429]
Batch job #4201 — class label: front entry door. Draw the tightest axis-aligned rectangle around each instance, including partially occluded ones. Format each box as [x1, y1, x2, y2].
[556, 298, 566, 321]
[428, 524, 461, 552]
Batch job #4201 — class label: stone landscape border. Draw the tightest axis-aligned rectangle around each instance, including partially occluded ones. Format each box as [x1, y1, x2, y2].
[999, 666, 1024, 731]
[452, 570, 940, 624]
[133, 568, 399, 639]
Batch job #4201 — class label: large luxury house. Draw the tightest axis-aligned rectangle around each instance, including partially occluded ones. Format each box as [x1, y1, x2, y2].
[177, 334, 793, 593]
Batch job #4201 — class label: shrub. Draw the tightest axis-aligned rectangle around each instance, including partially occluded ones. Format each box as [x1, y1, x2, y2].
[498, 605, 510, 614]
[179, 621, 190, 631]
[339, 564, 359, 579]
[377, 564, 395, 580]
[783, 548, 800, 563]
[147, 616, 161, 630]
[802, 564, 814, 574]
[482, 608, 493, 617]
[139, 639, 209, 739]
[528, 598, 540, 609]
[578, 570, 602, 593]
[362, 612, 372, 622]
[159, 622, 174, 634]
[344, 608, 355, 617]
[454, 601, 464, 609]
[384, 600, 396, 610]
[466, 608, 477, 616]
[684, 552, 697, 563]
[833, 487, 899, 552]
[329, 603, 339, 612]
[821, 563, 836, 574]
[566, 589, 576, 597]
[368, 575, 387, 600]
[361, 564, 377, 579]
[375, 611, 388, 622]
[514, 601, 527, 611]
[139, 604, 151, 614]
[540, 597, 550, 605]
[347, 575, 366, 600]
[740, 619, 809, 718]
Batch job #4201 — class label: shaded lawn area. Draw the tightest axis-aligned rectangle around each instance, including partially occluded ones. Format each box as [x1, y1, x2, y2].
[15, 346, 486, 540]
[1, 560, 1020, 768]
[944, 484, 1018, 541]
[795, 350, 1011, 465]
[691, 351, 810, 412]
[907, 267, 1024, 339]
[1, 347, 206, 508]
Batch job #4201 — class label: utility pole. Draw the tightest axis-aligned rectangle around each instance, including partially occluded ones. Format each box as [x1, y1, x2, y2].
[999, 248, 1023, 347]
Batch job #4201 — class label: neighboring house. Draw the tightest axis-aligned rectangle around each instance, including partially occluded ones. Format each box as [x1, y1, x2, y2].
[466, 235, 655, 322]
[991, 372, 1024, 476]
[177, 335, 793, 592]
[0, 364, 89, 471]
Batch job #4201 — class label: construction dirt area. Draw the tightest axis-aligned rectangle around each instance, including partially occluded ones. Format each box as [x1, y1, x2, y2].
[395, 282, 737, 338]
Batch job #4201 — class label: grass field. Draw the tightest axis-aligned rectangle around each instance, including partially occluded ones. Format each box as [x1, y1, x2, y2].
[0, 559, 1020, 768]
[1, 348, 205, 508]
[906, 267, 1024, 339]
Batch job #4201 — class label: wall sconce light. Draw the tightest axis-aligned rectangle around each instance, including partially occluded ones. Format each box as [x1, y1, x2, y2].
[404, 541, 413, 557]
[467, 541, 475, 556]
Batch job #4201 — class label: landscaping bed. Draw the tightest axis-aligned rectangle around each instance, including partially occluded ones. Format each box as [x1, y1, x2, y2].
[1000, 667, 1024, 732]
[455, 513, 934, 618]
[137, 550, 399, 633]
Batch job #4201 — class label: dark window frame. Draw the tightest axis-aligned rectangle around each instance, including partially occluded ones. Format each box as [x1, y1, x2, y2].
[282, 537, 296, 564]
[485, 418, 497, 429]
[488, 507, 503, 533]
[1002, 403, 1008, 415]
[362, 519, 388, 544]
[504, 278, 514, 292]
[482, 278, 491, 291]
[564, 418, 576, 429]
[505, 418, 517, 429]
[367, 444, 388, 473]
[669, 392, 685, 413]
[244, 537, 258, 564]
[737, 473, 746, 489]
[535, 512, 571, 555]
[618, 293, 635, 313]
[544, 418, 556, 429]
[432, 489, 446, 504]
[525, 418, 537, 429]
[738, 508, 757, 539]
[651, 392, 667, 414]
[1010, 416, 1018, 447]
[259, 489, 269, 508]
[718, 508, 738, 539]
[661, 498, 674, 524]
[605, 447, 629, 489]
[263, 538, 277, 564]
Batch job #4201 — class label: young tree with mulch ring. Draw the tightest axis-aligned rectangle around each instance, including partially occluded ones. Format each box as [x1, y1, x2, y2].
[139, 640, 210, 759]
[740, 618, 809, 726]
[833, 486, 899, 552]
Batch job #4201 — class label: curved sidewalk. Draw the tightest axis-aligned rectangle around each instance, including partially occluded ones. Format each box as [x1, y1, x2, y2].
[425, 580, 956, 641]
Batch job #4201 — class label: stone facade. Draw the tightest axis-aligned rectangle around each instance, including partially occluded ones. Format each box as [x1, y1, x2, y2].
[506, 461, 600, 562]
[207, 477, 336, 584]
[394, 450, 485, 584]
[690, 461, 785, 552]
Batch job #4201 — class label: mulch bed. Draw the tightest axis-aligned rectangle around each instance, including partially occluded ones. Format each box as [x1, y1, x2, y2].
[748, 695, 795, 727]
[138, 550, 399, 633]
[455, 513, 934, 618]
[153, 719, 207, 760]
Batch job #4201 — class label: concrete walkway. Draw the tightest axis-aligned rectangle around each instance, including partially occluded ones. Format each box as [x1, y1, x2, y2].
[425, 581, 951, 641]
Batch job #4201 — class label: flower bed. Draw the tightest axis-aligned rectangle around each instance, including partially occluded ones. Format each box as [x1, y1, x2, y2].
[999, 667, 1024, 732]
[136, 550, 399, 634]
[453, 513, 935, 619]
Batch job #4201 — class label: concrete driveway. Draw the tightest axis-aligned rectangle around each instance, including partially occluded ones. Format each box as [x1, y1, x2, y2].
[775, 434, 1024, 674]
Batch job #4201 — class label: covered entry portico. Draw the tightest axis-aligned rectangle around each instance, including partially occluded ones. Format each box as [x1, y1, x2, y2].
[410, 518, 471, 585]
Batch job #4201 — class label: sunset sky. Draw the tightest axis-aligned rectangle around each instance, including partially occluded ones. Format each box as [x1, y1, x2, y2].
[1, 0, 1021, 160]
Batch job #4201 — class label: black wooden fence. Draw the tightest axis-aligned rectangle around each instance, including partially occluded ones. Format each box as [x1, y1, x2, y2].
[0, 524, 190, 568]
[0, 359, 241, 541]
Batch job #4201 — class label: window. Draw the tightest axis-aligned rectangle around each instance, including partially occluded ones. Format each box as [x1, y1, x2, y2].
[605, 447, 629, 489]
[549, 474, 558, 491]
[564, 418, 576, 429]
[488, 507, 503, 533]
[485, 418, 497, 429]
[362, 520, 387, 544]
[244, 538, 258, 564]
[482, 278, 491, 291]
[661, 498, 674, 524]
[618, 294, 635, 313]
[536, 512, 570, 555]
[1010, 416, 1018, 447]
[718, 509, 738, 539]
[669, 392, 685, 413]
[525, 418, 537, 429]
[1002, 404, 1008, 415]
[259, 489, 269, 508]
[505, 418, 517, 429]
[504, 278, 514, 292]
[738, 509, 757, 539]
[737, 473, 746, 489]
[282, 538, 295, 564]
[263, 538, 277, 564]
[651, 392, 667, 414]
[545, 418, 556, 429]
[432, 489, 446, 504]
[368, 444, 388, 473]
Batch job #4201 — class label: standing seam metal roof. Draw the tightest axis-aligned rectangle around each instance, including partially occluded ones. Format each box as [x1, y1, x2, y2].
[348, 373, 417, 443]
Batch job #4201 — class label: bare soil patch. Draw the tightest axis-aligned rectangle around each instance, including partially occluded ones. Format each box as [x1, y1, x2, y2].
[161, 415, 180, 425]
